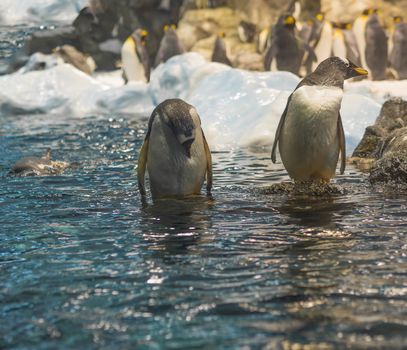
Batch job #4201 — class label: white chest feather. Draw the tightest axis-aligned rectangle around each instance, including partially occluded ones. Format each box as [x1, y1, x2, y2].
[313, 22, 333, 69]
[279, 85, 343, 181]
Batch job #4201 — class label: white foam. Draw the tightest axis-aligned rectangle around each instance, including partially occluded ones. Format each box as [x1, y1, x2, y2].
[1, 52, 405, 154]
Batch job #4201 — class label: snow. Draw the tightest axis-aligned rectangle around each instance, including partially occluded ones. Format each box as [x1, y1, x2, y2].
[0, 0, 86, 25]
[1, 52, 406, 154]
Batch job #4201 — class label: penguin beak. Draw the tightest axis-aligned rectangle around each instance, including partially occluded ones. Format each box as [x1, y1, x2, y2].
[182, 139, 194, 158]
[347, 61, 368, 78]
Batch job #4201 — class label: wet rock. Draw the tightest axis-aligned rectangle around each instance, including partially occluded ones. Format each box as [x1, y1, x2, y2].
[260, 181, 346, 196]
[352, 97, 407, 186]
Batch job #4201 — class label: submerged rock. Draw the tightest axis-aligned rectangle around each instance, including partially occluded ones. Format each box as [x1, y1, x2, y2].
[260, 181, 347, 196]
[9, 149, 71, 176]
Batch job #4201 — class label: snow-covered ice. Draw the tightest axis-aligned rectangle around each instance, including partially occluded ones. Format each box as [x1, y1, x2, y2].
[1, 52, 405, 154]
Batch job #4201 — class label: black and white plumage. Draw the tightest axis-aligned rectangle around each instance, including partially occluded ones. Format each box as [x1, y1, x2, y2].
[238, 20, 256, 43]
[211, 34, 232, 66]
[389, 20, 407, 80]
[365, 13, 388, 80]
[154, 26, 186, 68]
[138, 99, 212, 198]
[121, 29, 150, 83]
[271, 57, 368, 182]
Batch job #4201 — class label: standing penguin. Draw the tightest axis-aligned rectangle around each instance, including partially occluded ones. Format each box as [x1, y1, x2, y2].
[238, 20, 257, 43]
[331, 23, 361, 67]
[137, 99, 212, 198]
[271, 57, 368, 182]
[365, 13, 388, 80]
[310, 13, 333, 71]
[264, 14, 301, 74]
[212, 32, 232, 66]
[154, 25, 186, 68]
[389, 18, 407, 79]
[121, 29, 150, 83]
[353, 9, 376, 71]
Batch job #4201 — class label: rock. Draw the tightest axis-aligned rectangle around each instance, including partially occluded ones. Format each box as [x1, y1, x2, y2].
[352, 97, 407, 185]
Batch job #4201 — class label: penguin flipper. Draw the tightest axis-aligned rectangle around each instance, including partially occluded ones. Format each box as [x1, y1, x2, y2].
[271, 95, 291, 163]
[137, 136, 149, 196]
[202, 131, 213, 194]
[264, 44, 277, 71]
[337, 113, 346, 175]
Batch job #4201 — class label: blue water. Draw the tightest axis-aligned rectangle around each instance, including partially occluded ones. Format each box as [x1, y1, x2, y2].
[1, 26, 407, 350]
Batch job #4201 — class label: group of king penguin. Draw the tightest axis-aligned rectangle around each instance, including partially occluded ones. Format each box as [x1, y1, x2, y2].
[116, 7, 404, 200]
[261, 8, 407, 80]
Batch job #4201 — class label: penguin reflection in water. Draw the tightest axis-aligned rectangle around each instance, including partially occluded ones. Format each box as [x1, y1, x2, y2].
[137, 99, 212, 199]
[271, 57, 368, 183]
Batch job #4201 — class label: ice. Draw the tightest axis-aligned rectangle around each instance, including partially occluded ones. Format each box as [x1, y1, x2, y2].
[1, 52, 406, 154]
[0, 0, 86, 25]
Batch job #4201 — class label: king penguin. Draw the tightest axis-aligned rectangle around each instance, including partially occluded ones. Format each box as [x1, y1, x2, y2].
[271, 57, 368, 183]
[212, 32, 232, 66]
[264, 14, 301, 74]
[137, 99, 212, 199]
[365, 12, 388, 80]
[353, 9, 376, 72]
[154, 25, 186, 68]
[310, 13, 333, 71]
[121, 29, 150, 83]
[389, 17, 407, 79]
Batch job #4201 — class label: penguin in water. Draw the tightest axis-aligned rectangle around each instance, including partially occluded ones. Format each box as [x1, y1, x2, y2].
[212, 32, 232, 66]
[271, 57, 368, 183]
[137, 99, 212, 199]
[264, 14, 301, 74]
[9, 149, 70, 176]
[365, 12, 388, 80]
[154, 25, 186, 68]
[389, 17, 407, 79]
[121, 29, 150, 83]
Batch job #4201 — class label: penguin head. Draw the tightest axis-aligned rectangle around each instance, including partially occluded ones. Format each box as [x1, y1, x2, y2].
[159, 99, 198, 158]
[218, 31, 226, 38]
[393, 16, 403, 24]
[315, 13, 324, 21]
[133, 29, 148, 45]
[313, 57, 368, 84]
[283, 14, 296, 28]
[164, 24, 177, 32]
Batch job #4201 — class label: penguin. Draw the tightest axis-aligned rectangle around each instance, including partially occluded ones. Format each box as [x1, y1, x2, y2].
[121, 29, 150, 83]
[238, 20, 257, 43]
[365, 13, 388, 80]
[388, 16, 403, 56]
[331, 23, 361, 67]
[353, 8, 377, 72]
[257, 26, 270, 54]
[9, 149, 70, 176]
[310, 13, 333, 71]
[264, 14, 301, 74]
[154, 25, 186, 68]
[137, 99, 212, 199]
[211, 32, 232, 66]
[271, 57, 368, 183]
[389, 17, 407, 80]
[342, 23, 362, 67]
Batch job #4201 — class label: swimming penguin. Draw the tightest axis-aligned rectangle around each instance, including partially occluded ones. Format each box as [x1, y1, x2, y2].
[389, 18, 407, 79]
[310, 13, 333, 71]
[121, 29, 150, 83]
[271, 57, 368, 182]
[211, 33, 232, 66]
[264, 14, 301, 74]
[238, 20, 257, 43]
[365, 13, 388, 80]
[137, 99, 212, 198]
[8, 148, 70, 176]
[353, 8, 377, 72]
[154, 25, 186, 68]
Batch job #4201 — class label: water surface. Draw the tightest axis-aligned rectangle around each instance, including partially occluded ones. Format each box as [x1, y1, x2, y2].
[1, 27, 407, 350]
